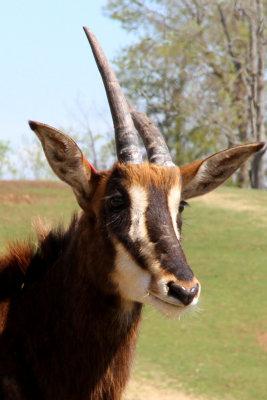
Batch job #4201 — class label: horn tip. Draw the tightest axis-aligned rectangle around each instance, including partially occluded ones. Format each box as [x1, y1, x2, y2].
[28, 120, 39, 131]
[83, 26, 92, 37]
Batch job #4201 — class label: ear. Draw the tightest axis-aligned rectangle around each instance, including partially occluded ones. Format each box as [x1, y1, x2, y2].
[180, 143, 265, 200]
[29, 121, 98, 210]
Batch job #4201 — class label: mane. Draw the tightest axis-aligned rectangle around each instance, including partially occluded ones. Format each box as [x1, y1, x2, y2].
[0, 214, 79, 302]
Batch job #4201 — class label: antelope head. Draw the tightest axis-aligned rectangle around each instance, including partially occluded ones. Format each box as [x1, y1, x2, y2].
[29, 28, 265, 319]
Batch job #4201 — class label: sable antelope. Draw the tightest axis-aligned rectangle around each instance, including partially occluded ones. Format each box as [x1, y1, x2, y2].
[0, 28, 265, 400]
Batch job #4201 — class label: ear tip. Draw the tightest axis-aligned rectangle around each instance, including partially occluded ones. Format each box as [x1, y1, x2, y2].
[254, 142, 266, 152]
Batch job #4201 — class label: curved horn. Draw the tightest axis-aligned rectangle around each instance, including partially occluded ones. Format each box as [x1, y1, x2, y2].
[128, 102, 175, 167]
[83, 27, 143, 165]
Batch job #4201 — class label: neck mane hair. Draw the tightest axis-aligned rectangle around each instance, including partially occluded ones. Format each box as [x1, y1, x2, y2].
[0, 28, 264, 400]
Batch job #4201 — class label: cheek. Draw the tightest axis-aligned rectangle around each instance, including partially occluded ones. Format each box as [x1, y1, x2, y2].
[112, 242, 151, 303]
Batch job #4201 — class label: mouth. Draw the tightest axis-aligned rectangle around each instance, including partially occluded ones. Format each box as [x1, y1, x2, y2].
[147, 291, 185, 307]
[147, 289, 200, 308]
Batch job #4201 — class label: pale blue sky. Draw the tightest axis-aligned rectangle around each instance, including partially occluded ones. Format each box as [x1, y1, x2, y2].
[0, 0, 131, 150]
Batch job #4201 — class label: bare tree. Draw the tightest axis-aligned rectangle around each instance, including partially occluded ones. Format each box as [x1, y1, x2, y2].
[184, 0, 266, 187]
[63, 99, 116, 171]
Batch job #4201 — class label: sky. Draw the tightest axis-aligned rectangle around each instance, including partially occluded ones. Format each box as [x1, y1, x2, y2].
[0, 0, 131, 151]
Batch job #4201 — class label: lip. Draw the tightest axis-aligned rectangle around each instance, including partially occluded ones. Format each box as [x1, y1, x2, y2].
[148, 291, 185, 307]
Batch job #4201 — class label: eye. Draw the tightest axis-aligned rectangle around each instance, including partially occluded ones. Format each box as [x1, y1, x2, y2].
[109, 195, 126, 209]
[179, 200, 188, 214]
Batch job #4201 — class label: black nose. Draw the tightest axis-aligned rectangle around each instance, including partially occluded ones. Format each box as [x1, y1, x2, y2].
[167, 282, 199, 306]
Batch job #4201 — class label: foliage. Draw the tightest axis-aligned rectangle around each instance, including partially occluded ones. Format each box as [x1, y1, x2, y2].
[11, 137, 56, 180]
[0, 140, 16, 178]
[104, 0, 267, 181]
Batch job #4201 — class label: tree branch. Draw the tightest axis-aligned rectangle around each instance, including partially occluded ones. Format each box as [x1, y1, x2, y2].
[217, 4, 242, 71]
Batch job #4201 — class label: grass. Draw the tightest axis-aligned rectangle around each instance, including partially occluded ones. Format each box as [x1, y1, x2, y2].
[0, 181, 78, 248]
[0, 181, 266, 399]
[133, 188, 267, 400]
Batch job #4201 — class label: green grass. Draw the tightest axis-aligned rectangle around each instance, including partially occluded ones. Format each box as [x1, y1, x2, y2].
[0, 181, 78, 249]
[0, 182, 266, 399]
[133, 188, 267, 400]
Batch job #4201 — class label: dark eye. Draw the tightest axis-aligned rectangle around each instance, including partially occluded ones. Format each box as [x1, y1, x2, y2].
[109, 195, 125, 209]
[179, 200, 188, 214]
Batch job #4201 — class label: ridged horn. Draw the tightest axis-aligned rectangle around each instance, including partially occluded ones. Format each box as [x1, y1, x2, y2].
[128, 102, 175, 167]
[83, 27, 143, 165]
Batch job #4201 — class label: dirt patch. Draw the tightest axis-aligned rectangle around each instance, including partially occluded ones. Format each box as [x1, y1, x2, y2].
[0, 194, 33, 204]
[257, 331, 267, 352]
[123, 377, 203, 400]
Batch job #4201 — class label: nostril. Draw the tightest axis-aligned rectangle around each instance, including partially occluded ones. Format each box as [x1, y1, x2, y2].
[167, 282, 199, 306]
[189, 284, 199, 298]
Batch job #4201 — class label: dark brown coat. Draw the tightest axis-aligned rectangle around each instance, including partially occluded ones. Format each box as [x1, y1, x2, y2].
[0, 216, 141, 400]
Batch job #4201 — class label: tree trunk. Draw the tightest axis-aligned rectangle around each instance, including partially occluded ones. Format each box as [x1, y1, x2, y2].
[236, 100, 250, 188]
[250, 0, 266, 189]
[250, 147, 266, 189]
[237, 160, 250, 188]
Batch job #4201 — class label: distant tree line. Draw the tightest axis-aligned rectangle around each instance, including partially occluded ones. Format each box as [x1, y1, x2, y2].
[0, 123, 116, 180]
[1, 1, 266, 187]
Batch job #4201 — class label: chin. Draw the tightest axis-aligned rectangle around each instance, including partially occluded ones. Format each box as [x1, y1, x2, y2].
[145, 293, 199, 319]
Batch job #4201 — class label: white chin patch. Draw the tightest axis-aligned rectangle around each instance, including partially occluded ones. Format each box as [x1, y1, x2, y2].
[113, 242, 151, 303]
[145, 293, 199, 319]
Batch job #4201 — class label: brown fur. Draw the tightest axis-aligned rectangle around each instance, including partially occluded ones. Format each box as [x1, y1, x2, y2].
[0, 211, 142, 400]
[114, 163, 181, 190]
[0, 242, 35, 335]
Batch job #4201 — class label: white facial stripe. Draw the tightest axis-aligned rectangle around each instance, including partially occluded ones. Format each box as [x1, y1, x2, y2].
[129, 186, 148, 242]
[128, 185, 159, 270]
[168, 186, 181, 241]
[113, 185, 162, 304]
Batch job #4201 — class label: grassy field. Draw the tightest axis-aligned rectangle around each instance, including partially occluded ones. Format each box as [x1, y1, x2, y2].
[0, 181, 266, 400]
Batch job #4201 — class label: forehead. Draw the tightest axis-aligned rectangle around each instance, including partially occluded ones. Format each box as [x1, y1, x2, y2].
[107, 163, 181, 191]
